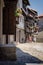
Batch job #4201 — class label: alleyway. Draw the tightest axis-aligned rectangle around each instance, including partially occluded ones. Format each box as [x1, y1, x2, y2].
[16, 43, 43, 61]
[0, 43, 43, 65]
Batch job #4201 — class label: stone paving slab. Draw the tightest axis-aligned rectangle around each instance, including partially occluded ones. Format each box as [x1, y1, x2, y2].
[0, 43, 43, 65]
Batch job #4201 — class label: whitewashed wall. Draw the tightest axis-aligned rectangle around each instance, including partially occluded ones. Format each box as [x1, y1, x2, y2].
[16, 0, 25, 42]
[17, 16, 24, 29]
[16, 28, 20, 42]
[20, 30, 25, 43]
[16, 28, 25, 43]
[8, 35, 14, 43]
[17, 0, 22, 8]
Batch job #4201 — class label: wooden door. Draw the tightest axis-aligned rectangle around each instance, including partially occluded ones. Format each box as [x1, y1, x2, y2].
[3, 1, 17, 43]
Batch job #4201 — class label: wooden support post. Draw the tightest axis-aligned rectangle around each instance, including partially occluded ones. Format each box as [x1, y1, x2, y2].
[6, 35, 8, 44]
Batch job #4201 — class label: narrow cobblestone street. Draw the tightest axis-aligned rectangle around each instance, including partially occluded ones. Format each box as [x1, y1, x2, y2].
[16, 43, 43, 61]
[0, 43, 43, 65]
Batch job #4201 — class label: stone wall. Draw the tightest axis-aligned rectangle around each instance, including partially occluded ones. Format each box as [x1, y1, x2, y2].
[0, 0, 6, 44]
[38, 18, 43, 32]
[16, 28, 25, 43]
[36, 18, 43, 42]
[0, 0, 25, 44]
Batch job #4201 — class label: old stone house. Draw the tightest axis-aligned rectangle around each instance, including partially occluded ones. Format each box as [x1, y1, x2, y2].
[24, 7, 39, 42]
[0, 0, 30, 44]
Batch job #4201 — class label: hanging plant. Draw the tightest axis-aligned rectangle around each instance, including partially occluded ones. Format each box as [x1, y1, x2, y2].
[15, 8, 22, 17]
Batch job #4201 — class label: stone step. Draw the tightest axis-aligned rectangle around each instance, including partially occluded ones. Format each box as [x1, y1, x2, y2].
[0, 44, 17, 61]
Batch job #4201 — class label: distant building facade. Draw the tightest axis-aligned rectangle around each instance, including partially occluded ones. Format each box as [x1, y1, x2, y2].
[36, 15, 43, 42]
[38, 15, 43, 32]
[24, 8, 39, 42]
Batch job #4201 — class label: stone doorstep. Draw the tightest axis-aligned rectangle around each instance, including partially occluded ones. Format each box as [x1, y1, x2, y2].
[0, 46, 17, 60]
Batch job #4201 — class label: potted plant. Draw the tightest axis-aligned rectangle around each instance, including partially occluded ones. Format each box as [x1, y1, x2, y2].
[15, 8, 22, 17]
[15, 8, 22, 24]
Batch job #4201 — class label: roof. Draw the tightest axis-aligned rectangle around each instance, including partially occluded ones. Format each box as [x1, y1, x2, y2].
[22, 8, 33, 18]
[31, 9, 37, 15]
[38, 15, 43, 18]
[26, 7, 37, 15]
[22, 8, 38, 22]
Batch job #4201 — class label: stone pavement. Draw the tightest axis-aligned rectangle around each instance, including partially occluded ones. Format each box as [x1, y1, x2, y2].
[0, 43, 43, 65]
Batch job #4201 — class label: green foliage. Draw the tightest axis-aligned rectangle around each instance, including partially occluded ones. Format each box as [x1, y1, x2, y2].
[15, 8, 22, 17]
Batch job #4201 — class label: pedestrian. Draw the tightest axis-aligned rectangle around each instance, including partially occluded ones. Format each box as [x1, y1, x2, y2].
[29, 34, 32, 42]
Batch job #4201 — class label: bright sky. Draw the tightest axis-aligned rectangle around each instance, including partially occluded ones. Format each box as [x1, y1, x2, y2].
[29, 0, 43, 15]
